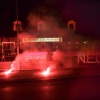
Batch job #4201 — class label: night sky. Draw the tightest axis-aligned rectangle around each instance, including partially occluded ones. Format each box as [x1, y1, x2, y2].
[0, 0, 100, 39]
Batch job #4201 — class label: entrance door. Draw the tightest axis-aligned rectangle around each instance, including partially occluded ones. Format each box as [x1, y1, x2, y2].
[2, 42, 16, 61]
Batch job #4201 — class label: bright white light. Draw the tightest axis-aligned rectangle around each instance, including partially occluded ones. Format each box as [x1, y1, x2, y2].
[84, 41, 86, 44]
[23, 37, 62, 42]
[41, 67, 50, 76]
[4, 69, 12, 75]
[84, 41, 87, 44]
[68, 42, 70, 44]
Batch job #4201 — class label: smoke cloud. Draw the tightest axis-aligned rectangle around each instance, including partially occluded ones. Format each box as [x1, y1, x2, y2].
[13, 12, 81, 72]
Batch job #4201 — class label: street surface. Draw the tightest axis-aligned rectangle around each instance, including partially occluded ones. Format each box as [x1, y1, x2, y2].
[0, 65, 100, 100]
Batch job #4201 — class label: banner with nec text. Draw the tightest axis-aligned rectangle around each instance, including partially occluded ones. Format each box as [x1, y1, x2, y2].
[63, 51, 100, 67]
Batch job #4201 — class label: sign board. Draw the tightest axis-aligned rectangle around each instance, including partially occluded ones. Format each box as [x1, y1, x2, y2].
[23, 38, 62, 42]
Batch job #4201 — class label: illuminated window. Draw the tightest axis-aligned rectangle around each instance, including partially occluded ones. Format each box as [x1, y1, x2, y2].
[68, 20, 76, 31]
[2, 42, 16, 61]
[37, 21, 46, 31]
[13, 20, 22, 31]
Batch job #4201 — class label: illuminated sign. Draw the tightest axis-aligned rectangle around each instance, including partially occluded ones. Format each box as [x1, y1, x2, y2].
[23, 38, 62, 42]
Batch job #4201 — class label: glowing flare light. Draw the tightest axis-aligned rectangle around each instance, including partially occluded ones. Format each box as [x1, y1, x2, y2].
[41, 67, 50, 76]
[4, 69, 12, 75]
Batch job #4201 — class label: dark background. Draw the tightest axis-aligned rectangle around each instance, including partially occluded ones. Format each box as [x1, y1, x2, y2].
[0, 0, 100, 38]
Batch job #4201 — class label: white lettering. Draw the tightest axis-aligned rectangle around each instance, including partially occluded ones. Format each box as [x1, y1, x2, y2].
[86, 54, 95, 63]
[78, 54, 85, 63]
[78, 53, 100, 63]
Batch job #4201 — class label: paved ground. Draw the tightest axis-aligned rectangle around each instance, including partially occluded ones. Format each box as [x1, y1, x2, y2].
[0, 71, 100, 100]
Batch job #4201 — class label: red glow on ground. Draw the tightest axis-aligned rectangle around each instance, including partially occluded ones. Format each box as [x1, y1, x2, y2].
[4, 69, 12, 75]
